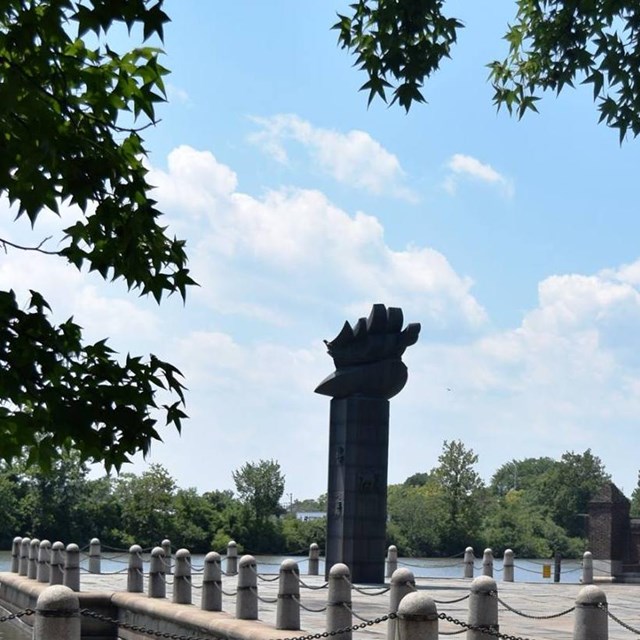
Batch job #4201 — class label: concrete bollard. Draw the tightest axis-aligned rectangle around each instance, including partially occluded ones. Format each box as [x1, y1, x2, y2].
[503, 549, 514, 582]
[11, 536, 22, 573]
[574, 585, 607, 640]
[202, 551, 222, 612]
[308, 543, 320, 576]
[388, 567, 415, 640]
[149, 546, 166, 598]
[464, 546, 474, 578]
[276, 559, 301, 630]
[19, 537, 30, 576]
[226, 540, 238, 576]
[467, 576, 499, 640]
[385, 545, 398, 578]
[397, 591, 439, 640]
[28, 538, 40, 579]
[128, 545, 144, 593]
[88, 538, 101, 574]
[173, 548, 192, 605]
[326, 563, 352, 640]
[63, 543, 80, 592]
[237, 554, 258, 620]
[582, 551, 594, 585]
[50, 541, 65, 585]
[37, 540, 52, 583]
[161, 539, 172, 575]
[34, 585, 81, 640]
[482, 548, 494, 577]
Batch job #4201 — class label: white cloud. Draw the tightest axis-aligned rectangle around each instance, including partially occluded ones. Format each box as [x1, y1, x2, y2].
[444, 153, 514, 198]
[248, 114, 417, 201]
[148, 145, 486, 333]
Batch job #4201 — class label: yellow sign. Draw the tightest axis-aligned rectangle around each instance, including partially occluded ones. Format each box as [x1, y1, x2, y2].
[542, 564, 551, 578]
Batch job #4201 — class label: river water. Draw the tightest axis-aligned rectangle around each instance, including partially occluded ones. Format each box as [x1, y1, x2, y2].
[0, 550, 583, 639]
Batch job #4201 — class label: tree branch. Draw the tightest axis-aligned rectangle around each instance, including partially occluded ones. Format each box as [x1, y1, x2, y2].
[0, 236, 60, 255]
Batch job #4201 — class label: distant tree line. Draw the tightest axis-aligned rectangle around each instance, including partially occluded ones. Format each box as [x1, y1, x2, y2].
[1, 444, 635, 559]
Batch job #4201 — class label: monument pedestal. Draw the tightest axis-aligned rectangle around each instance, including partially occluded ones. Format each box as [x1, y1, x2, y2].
[326, 396, 389, 584]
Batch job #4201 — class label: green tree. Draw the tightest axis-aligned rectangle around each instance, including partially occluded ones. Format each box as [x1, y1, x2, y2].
[232, 459, 286, 525]
[0, 0, 193, 471]
[432, 440, 485, 553]
[482, 489, 582, 558]
[537, 449, 610, 537]
[386, 482, 444, 556]
[490, 457, 557, 497]
[115, 463, 177, 547]
[334, 1, 640, 139]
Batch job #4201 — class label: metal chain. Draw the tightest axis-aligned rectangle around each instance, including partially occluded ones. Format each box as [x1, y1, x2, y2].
[258, 574, 281, 582]
[297, 578, 328, 590]
[350, 584, 390, 596]
[438, 613, 534, 640]
[439, 628, 467, 635]
[496, 596, 575, 619]
[292, 595, 327, 613]
[273, 612, 396, 640]
[0, 609, 34, 623]
[81, 608, 215, 639]
[433, 594, 470, 605]
[251, 588, 278, 604]
[600, 602, 640, 634]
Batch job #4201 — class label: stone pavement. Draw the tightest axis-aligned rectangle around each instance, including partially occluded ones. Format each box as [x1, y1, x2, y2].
[77, 570, 640, 640]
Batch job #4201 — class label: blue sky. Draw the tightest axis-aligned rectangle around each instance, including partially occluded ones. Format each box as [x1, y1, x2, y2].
[2, 1, 640, 501]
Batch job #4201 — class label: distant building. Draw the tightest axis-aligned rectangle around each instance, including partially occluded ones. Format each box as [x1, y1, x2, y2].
[295, 511, 325, 522]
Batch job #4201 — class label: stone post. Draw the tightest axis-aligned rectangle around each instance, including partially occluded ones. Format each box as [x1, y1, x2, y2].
[19, 537, 30, 576]
[574, 585, 607, 640]
[11, 536, 21, 573]
[202, 551, 222, 612]
[161, 539, 172, 575]
[503, 549, 514, 582]
[37, 540, 52, 583]
[226, 540, 238, 576]
[463, 546, 474, 578]
[47, 542, 61, 586]
[467, 576, 498, 640]
[28, 538, 40, 579]
[173, 548, 192, 605]
[308, 543, 320, 576]
[63, 543, 80, 592]
[326, 563, 352, 640]
[88, 538, 101, 574]
[276, 559, 300, 630]
[236, 554, 258, 620]
[128, 545, 144, 593]
[388, 567, 415, 640]
[34, 585, 81, 640]
[148, 546, 166, 599]
[482, 548, 494, 577]
[50, 542, 65, 586]
[397, 591, 439, 640]
[316, 305, 420, 584]
[582, 551, 594, 585]
[385, 545, 398, 578]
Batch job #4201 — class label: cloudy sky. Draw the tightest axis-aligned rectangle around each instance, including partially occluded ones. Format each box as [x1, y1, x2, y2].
[3, 1, 640, 501]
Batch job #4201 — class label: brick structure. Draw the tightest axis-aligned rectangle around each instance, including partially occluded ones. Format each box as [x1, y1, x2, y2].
[588, 482, 639, 581]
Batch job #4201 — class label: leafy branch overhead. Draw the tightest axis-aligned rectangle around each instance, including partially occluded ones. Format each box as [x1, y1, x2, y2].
[0, 0, 195, 470]
[336, 0, 640, 141]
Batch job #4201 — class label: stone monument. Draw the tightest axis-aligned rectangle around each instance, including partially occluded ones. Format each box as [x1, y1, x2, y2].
[315, 303, 420, 583]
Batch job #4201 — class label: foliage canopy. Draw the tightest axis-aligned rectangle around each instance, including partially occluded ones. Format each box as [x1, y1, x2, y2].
[335, 0, 640, 140]
[0, 0, 194, 470]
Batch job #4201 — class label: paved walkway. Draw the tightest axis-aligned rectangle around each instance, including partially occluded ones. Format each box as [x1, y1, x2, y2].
[75, 570, 640, 640]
